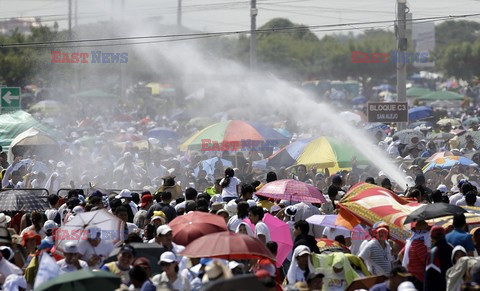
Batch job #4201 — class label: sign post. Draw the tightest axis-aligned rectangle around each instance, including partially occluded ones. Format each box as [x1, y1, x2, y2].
[0, 87, 21, 113]
[367, 102, 408, 123]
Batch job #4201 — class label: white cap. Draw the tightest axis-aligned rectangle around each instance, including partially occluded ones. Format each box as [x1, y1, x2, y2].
[64, 241, 79, 254]
[156, 225, 172, 236]
[159, 251, 176, 263]
[72, 206, 84, 215]
[397, 281, 417, 291]
[247, 200, 257, 208]
[270, 205, 281, 213]
[437, 184, 448, 193]
[43, 220, 57, 232]
[116, 189, 132, 199]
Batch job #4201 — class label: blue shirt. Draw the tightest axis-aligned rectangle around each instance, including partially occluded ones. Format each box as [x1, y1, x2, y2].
[446, 229, 475, 253]
[370, 282, 390, 291]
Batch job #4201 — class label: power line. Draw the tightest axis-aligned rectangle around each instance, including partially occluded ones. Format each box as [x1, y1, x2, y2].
[0, 12, 479, 48]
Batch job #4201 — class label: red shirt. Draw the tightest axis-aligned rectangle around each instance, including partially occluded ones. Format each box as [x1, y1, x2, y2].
[408, 240, 428, 282]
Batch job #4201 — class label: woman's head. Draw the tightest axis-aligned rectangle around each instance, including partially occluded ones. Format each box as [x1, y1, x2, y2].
[225, 168, 234, 178]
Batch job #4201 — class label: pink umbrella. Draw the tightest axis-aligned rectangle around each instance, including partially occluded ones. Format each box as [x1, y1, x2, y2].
[256, 179, 326, 204]
[244, 213, 293, 268]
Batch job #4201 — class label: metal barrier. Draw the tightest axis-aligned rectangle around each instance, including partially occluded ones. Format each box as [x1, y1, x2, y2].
[0, 188, 49, 197]
[56, 188, 144, 197]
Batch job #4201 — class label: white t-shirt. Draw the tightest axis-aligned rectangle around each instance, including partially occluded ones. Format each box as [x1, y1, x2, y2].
[152, 272, 192, 291]
[449, 193, 464, 206]
[77, 239, 114, 269]
[255, 221, 271, 242]
[322, 226, 351, 240]
[57, 259, 89, 273]
[322, 268, 348, 291]
[220, 177, 241, 198]
[227, 215, 243, 232]
[456, 198, 480, 207]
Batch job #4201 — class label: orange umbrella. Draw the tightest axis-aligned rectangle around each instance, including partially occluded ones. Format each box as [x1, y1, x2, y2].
[181, 231, 276, 261]
[169, 211, 227, 246]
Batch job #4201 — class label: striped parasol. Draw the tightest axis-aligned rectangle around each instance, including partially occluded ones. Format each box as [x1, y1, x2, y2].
[179, 120, 288, 151]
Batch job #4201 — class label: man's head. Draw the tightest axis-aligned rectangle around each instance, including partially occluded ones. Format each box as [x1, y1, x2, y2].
[161, 191, 172, 203]
[64, 241, 80, 265]
[114, 206, 129, 223]
[117, 244, 135, 269]
[129, 265, 148, 288]
[48, 194, 60, 208]
[381, 178, 392, 190]
[185, 188, 198, 201]
[140, 194, 153, 209]
[266, 172, 277, 183]
[307, 270, 324, 291]
[453, 213, 467, 229]
[293, 220, 310, 237]
[332, 175, 343, 187]
[248, 206, 264, 225]
[241, 184, 255, 200]
[156, 225, 173, 249]
[466, 191, 478, 206]
[430, 225, 446, 245]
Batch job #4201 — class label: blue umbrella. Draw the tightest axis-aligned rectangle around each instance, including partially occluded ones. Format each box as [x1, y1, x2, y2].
[352, 95, 367, 105]
[194, 157, 233, 177]
[374, 84, 395, 92]
[408, 106, 433, 122]
[364, 122, 388, 132]
[274, 128, 292, 139]
[147, 127, 177, 140]
[408, 121, 433, 129]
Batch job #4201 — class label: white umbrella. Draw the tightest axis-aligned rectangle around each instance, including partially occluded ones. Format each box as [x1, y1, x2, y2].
[54, 209, 124, 256]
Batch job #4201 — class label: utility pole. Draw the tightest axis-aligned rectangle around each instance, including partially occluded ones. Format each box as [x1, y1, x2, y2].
[74, 0, 78, 27]
[396, 0, 407, 130]
[250, 0, 257, 69]
[177, 0, 182, 27]
[68, 0, 72, 40]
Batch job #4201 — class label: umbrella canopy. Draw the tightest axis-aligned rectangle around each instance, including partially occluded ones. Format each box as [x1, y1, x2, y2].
[316, 238, 350, 254]
[392, 129, 425, 144]
[418, 91, 464, 101]
[103, 242, 164, 274]
[55, 209, 125, 256]
[181, 231, 276, 261]
[169, 211, 228, 246]
[406, 87, 431, 98]
[426, 151, 463, 163]
[28, 100, 64, 114]
[427, 132, 455, 142]
[374, 84, 395, 92]
[408, 106, 433, 122]
[306, 215, 349, 231]
[423, 156, 477, 173]
[35, 269, 121, 291]
[336, 183, 423, 242]
[0, 189, 49, 211]
[364, 122, 389, 132]
[408, 121, 433, 130]
[352, 95, 367, 105]
[437, 118, 461, 127]
[71, 89, 118, 99]
[193, 157, 233, 178]
[464, 117, 480, 128]
[428, 211, 480, 229]
[404, 202, 467, 224]
[203, 274, 267, 291]
[9, 127, 58, 147]
[147, 127, 177, 140]
[180, 120, 288, 151]
[186, 117, 215, 129]
[243, 213, 293, 267]
[274, 128, 292, 139]
[267, 136, 369, 171]
[255, 179, 326, 204]
[459, 132, 480, 148]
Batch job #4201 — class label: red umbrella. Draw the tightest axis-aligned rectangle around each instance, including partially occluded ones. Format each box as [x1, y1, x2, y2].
[169, 211, 228, 246]
[181, 231, 276, 261]
[256, 179, 326, 203]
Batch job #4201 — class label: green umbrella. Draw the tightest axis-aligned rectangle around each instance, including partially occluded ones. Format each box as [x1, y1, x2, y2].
[406, 87, 431, 98]
[72, 89, 118, 99]
[35, 269, 121, 291]
[418, 91, 464, 101]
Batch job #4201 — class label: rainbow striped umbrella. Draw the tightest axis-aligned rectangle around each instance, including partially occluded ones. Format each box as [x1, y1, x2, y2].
[179, 120, 288, 151]
[423, 156, 477, 173]
[267, 136, 368, 171]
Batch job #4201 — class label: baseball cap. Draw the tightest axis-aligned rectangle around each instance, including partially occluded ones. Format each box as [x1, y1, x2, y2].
[156, 225, 172, 236]
[116, 189, 132, 199]
[140, 194, 153, 207]
[296, 249, 310, 257]
[151, 215, 166, 224]
[430, 225, 446, 239]
[119, 244, 135, 256]
[159, 251, 176, 264]
[437, 184, 448, 193]
[64, 241, 79, 254]
[43, 220, 57, 232]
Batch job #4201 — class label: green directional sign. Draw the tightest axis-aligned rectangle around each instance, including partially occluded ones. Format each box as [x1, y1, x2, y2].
[0, 87, 21, 113]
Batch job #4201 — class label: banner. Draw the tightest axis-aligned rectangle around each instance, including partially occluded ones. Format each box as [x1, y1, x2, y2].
[34, 252, 61, 289]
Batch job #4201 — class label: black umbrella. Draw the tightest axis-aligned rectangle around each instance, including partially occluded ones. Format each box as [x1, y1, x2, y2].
[104, 242, 164, 274]
[404, 202, 467, 224]
[203, 274, 267, 291]
[0, 189, 49, 211]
